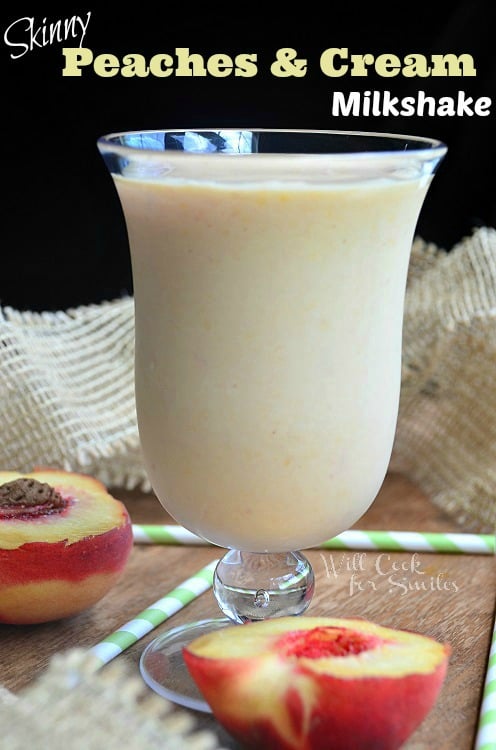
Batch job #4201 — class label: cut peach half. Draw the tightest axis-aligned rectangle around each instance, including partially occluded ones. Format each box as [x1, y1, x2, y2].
[183, 616, 450, 750]
[0, 469, 133, 624]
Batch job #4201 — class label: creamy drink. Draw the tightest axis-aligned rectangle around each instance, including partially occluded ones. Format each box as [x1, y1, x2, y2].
[109, 138, 439, 552]
[99, 131, 446, 699]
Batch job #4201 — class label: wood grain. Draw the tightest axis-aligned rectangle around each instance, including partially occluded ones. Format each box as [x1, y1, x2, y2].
[1, 472, 494, 749]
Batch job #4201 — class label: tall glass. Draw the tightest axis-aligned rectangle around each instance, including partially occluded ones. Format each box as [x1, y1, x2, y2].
[98, 129, 446, 708]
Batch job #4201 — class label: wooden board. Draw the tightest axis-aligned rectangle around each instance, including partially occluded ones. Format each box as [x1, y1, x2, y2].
[1, 472, 494, 749]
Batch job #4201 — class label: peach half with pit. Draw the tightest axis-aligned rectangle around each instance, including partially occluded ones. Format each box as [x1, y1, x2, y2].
[0, 469, 133, 624]
[183, 616, 450, 750]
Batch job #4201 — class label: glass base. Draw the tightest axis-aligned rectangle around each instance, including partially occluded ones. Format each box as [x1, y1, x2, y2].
[140, 550, 315, 711]
[139, 617, 231, 713]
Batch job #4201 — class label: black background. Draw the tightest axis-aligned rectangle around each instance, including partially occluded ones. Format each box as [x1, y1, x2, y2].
[2, 2, 495, 311]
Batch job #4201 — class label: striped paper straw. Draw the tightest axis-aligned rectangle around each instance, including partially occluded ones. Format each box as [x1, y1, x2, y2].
[318, 529, 495, 554]
[475, 612, 496, 749]
[132, 525, 495, 555]
[132, 524, 206, 545]
[87, 559, 219, 668]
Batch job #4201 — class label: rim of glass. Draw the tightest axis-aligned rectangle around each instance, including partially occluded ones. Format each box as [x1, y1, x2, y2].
[97, 128, 447, 161]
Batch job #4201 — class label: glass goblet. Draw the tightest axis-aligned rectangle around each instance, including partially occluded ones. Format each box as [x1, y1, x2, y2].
[97, 128, 446, 711]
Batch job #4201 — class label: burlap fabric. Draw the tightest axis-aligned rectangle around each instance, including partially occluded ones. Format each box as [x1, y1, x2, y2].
[390, 226, 496, 531]
[1, 226, 495, 531]
[0, 649, 225, 749]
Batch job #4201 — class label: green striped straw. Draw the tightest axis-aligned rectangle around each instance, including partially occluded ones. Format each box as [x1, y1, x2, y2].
[132, 525, 495, 555]
[475, 611, 496, 749]
[133, 524, 207, 545]
[318, 529, 495, 554]
[87, 559, 219, 668]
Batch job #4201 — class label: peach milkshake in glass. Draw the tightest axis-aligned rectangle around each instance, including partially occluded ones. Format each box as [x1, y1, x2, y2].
[98, 129, 446, 708]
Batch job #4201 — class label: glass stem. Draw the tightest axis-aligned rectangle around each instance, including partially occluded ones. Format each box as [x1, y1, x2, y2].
[213, 549, 315, 624]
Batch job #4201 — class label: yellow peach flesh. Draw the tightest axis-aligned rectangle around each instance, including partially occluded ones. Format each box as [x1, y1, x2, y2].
[186, 617, 448, 678]
[0, 470, 128, 549]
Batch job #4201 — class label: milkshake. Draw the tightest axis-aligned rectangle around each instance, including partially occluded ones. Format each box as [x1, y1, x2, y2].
[100, 130, 446, 553]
